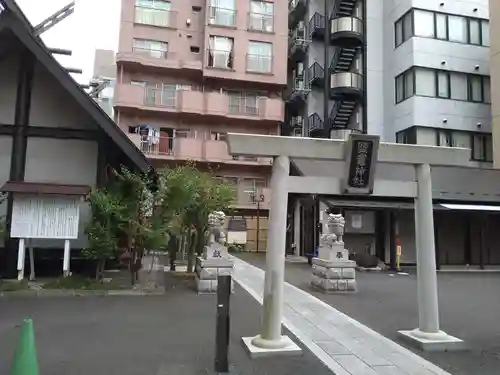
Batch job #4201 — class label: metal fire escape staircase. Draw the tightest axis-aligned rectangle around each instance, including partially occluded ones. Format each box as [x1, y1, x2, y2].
[328, 0, 361, 130]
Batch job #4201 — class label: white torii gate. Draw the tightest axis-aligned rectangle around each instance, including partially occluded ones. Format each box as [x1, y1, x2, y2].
[227, 133, 468, 356]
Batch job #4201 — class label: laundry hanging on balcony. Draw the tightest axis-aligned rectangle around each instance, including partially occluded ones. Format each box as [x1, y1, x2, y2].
[135, 124, 160, 145]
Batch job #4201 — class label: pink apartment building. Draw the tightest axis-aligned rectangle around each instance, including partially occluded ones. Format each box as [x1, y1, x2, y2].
[114, 0, 287, 251]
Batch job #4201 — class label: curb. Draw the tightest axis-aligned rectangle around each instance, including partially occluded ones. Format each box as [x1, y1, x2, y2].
[0, 289, 166, 297]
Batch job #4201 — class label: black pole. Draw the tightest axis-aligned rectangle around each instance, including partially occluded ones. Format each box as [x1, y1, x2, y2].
[256, 200, 260, 253]
[214, 275, 231, 373]
[389, 211, 397, 270]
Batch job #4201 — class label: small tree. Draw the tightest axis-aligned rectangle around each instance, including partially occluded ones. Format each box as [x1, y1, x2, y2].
[110, 167, 155, 285]
[83, 188, 122, 280]
[176, 166, 235, 272]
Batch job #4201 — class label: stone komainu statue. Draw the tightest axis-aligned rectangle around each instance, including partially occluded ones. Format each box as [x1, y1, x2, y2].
[327, 213, 345, 244]
[208, 211, 226, 245]
[320, 213, 346, 248]
[204, 211, 227, 259]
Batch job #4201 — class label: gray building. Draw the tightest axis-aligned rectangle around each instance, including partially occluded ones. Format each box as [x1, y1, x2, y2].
[283, 0, 491, 156]
[89, 49, 117, 118]
[283, 0, 498, 269]
[283, 0, 365, 139]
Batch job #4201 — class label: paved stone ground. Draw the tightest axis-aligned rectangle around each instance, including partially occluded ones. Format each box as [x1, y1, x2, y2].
[237, 252, 500, 375]
[0, 283, 333, 375]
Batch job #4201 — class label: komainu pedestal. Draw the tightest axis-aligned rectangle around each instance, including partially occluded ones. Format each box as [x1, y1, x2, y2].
[195, 211, 234, 294]
[311, 213, 357, 292]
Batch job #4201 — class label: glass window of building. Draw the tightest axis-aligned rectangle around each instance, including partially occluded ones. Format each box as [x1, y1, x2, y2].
[437, 71, 449, 98]
[483, 77, 491, 103]
[209, 0, 236, 27]
[481, 20, 490, 46]
[135, 0, 171, 27]
[249, 1, 274, 32]
[247, 41, 273, 73]
[404, 70, 413, 98]
[395, 75, 404, 103]
[403, 12, 412, 42]
[437, 130, 453, 147]
[469, 19, 481, 45]
[450, 72, 467, 100]
[453, 132, 470, 149]
[133, 39, 168, 58]
[415, 68, 436, 96]
[448, 15, 467, 43]
[396, 68, 490, 104]
[435, 13, 447, 40]
[413, 10, 434, 38]
[469, 75, 483, 102]
[395, 20, 403, 46]
[472, 134, 493, 162]
[395, 9, 489, 47]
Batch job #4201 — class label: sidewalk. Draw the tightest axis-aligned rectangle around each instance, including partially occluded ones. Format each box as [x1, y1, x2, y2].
[231, 256, 452, 375]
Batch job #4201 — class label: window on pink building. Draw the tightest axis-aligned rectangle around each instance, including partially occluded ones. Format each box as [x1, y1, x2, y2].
[135, 0, 173, 28]
[249, 1, 274, 33]
[208, 36, 234, 69]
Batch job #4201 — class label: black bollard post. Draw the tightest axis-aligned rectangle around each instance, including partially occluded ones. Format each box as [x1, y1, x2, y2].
[214, 275, 231, 374]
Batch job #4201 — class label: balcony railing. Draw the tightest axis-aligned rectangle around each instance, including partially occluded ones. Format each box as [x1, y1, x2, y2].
[132, 47, 169, 59]
[134, 6, 176, 28]
[308, 62, 324, 85]
[143, 85, 177, 107]
[132, 135, 273, 166]
[331, 16, 363, 35]
[330, 72, 363, 90]
[227, 95, 260, 116]
[246, 54, 272, 74]
[308, 12, 325, 38]
[208, 6, 236, 27]
[248, 12, 274, 32]
[307, 113, 325, 134]
[207, 49, 234, 70]
[139, 137, 175, 156]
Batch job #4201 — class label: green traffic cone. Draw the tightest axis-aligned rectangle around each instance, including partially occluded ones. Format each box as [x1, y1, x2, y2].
[10, 319, 39, 375]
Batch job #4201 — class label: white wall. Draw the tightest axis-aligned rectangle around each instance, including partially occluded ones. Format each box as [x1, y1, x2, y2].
[393, 97, 491, 134]
[23, 139, 98, 251]
[366, 0, 385, 136]
[29, 62, 97, 130]
[24, 138, 98, 185]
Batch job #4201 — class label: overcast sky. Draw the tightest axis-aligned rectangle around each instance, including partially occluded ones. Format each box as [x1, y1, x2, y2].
[16, 0, 121, 83]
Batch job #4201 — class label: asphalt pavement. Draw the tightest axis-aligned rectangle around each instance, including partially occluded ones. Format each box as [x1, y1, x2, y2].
[237, 252, 500, 375]
[0, 282, 333, 375]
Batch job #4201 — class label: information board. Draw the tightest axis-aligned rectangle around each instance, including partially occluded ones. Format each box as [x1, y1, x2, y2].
[11, 196, 80, 239]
